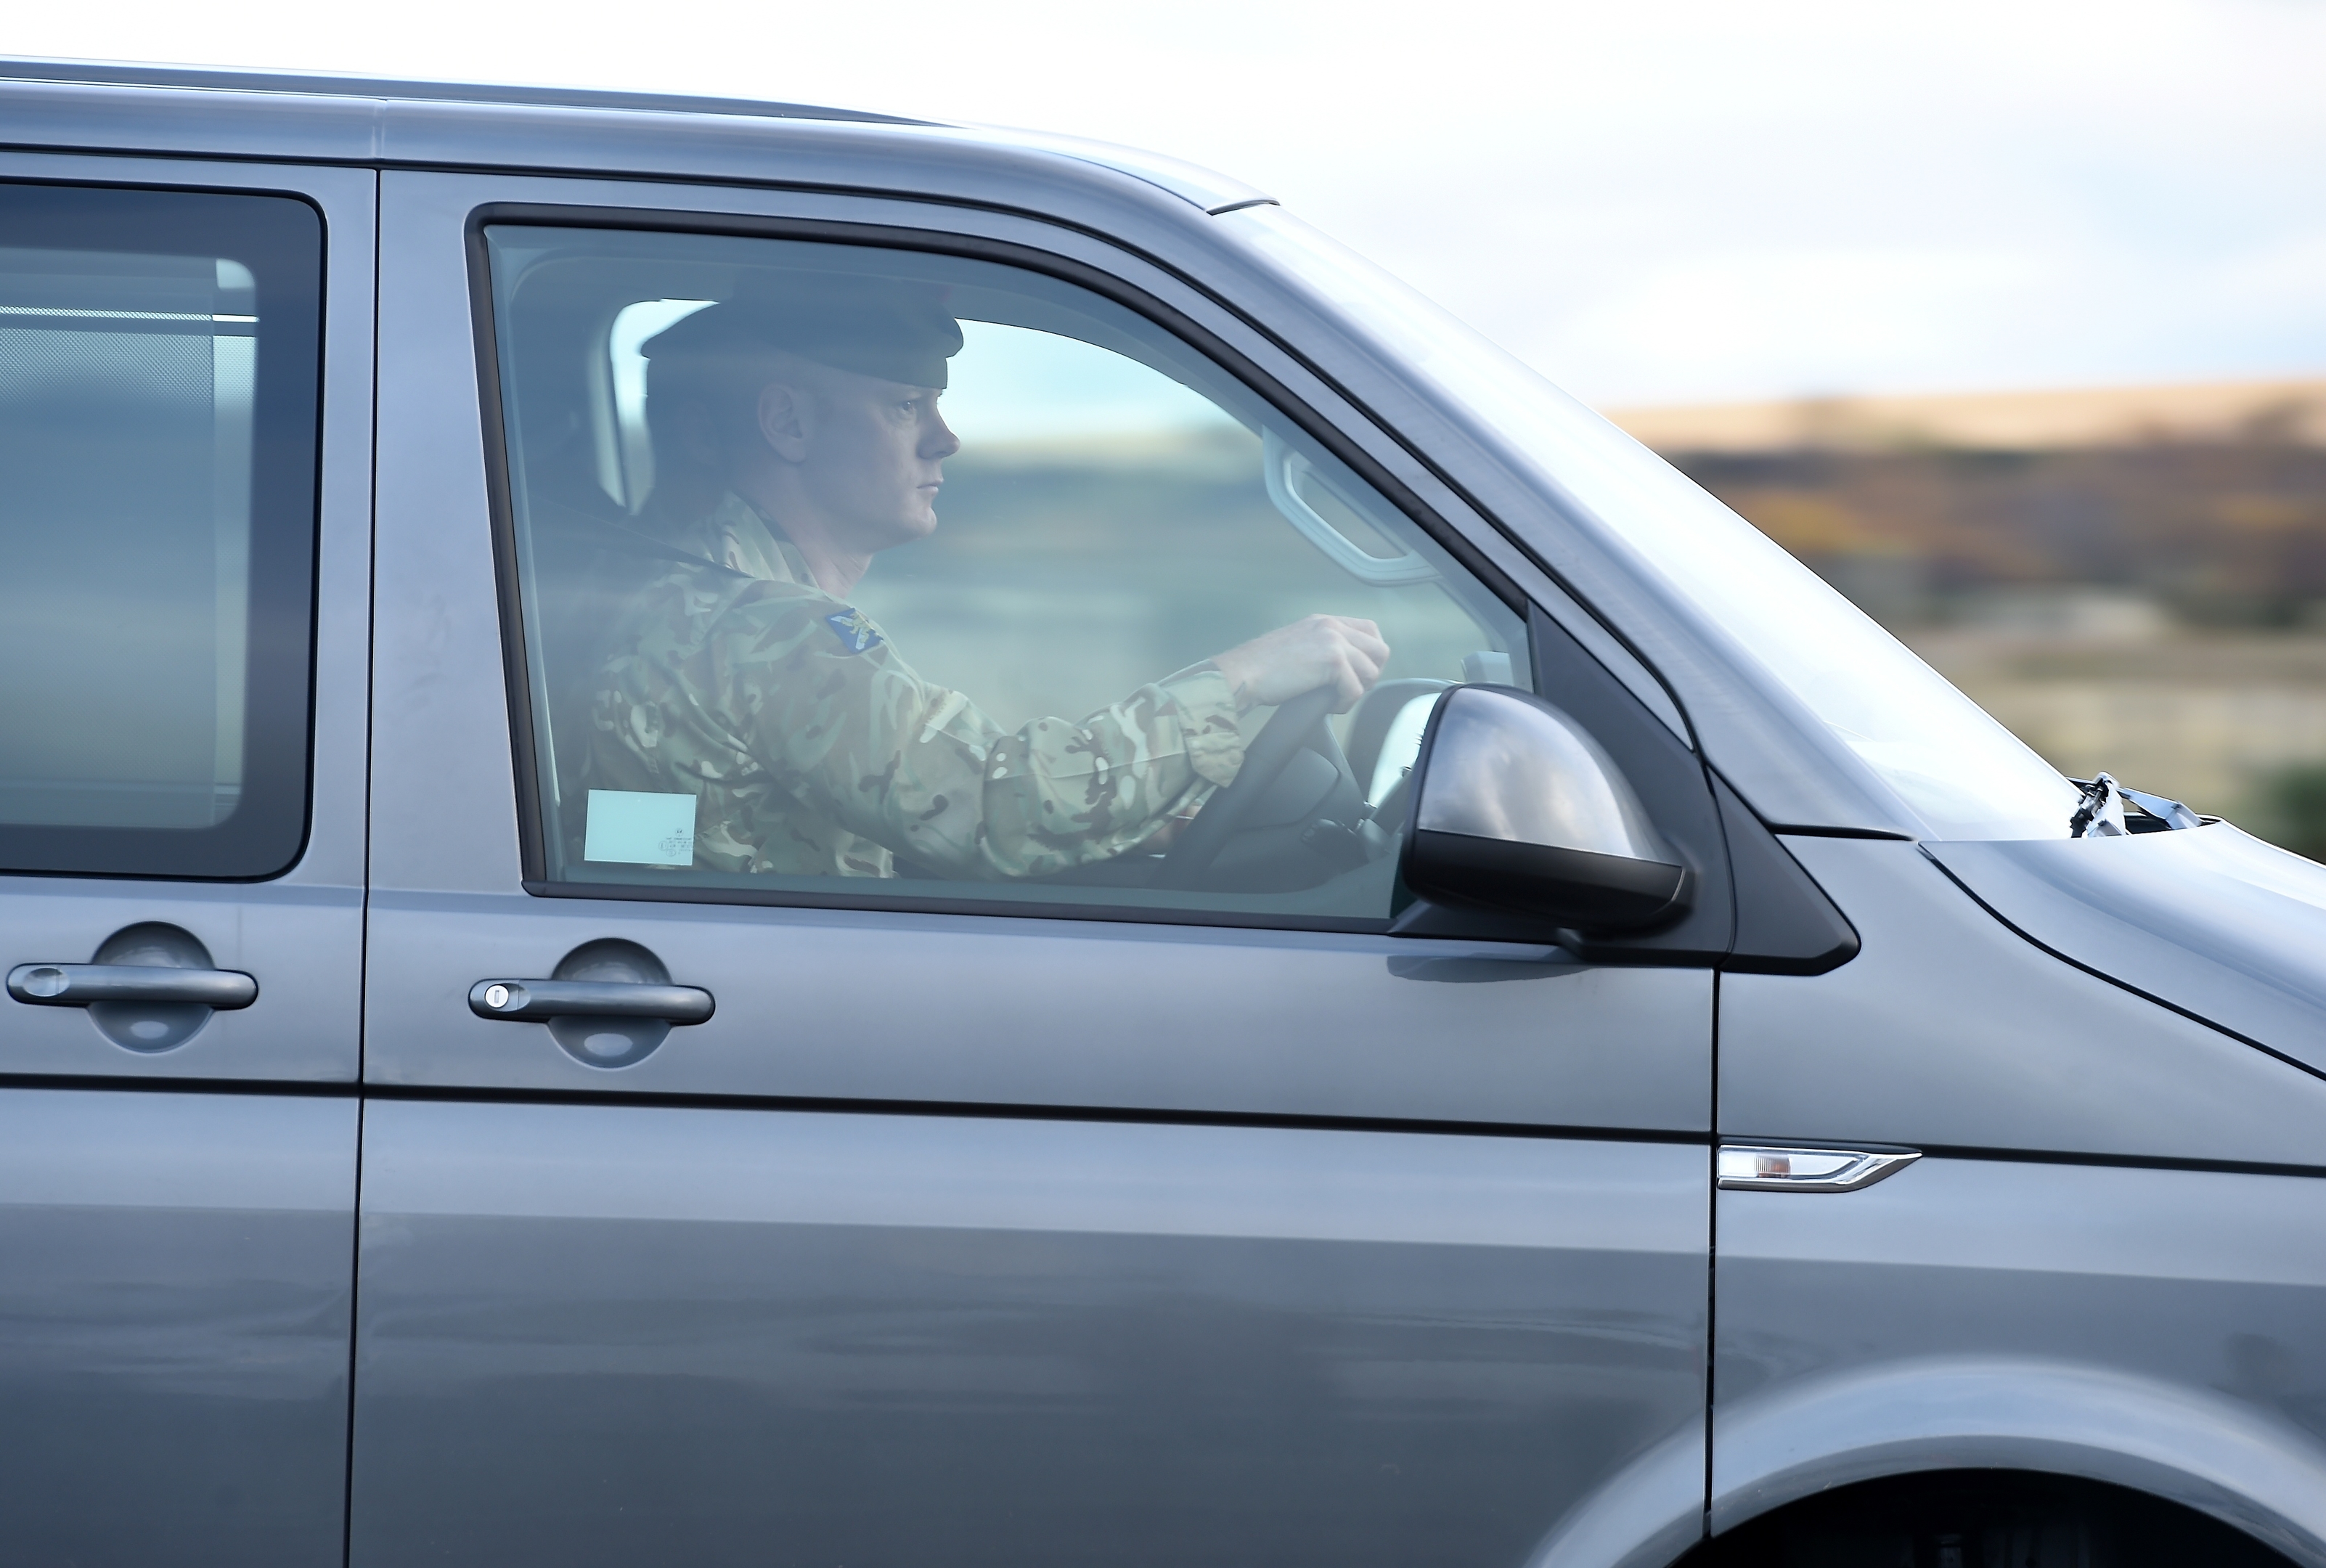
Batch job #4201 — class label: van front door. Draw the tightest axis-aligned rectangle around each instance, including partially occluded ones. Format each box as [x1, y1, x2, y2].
[353, 168, 1713, 1568]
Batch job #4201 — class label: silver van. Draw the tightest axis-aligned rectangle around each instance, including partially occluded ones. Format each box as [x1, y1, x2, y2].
[1, 57, 2321, 1568]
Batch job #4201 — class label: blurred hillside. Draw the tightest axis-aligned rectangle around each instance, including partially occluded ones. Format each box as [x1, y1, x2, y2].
[1604, 379, 2326, 844]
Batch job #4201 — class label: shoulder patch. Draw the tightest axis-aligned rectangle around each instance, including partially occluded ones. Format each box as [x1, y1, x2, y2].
[823, 608, 885, 655]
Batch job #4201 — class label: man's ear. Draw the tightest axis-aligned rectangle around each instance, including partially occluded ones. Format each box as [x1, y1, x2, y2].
[756, 380, 813, 464]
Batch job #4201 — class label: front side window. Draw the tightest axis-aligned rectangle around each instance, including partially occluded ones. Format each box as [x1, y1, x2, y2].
[0, 183, 322, 877]
[488, 226, 1528, 923]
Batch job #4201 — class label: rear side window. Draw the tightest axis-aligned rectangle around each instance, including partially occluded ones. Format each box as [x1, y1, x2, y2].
[0, 183, 322, 878]
[486, 226, 1529, 926]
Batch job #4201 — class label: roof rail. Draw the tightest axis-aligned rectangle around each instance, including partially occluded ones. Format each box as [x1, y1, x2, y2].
[0, 55, 928, 126]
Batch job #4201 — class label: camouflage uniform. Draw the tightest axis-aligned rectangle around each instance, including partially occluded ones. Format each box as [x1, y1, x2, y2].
[585, 493, 1248, 878]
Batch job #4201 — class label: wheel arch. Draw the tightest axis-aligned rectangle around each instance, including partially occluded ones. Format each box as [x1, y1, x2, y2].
[1712, 1357, 2326, 1564]
[1524, 1356, 2326, 1568]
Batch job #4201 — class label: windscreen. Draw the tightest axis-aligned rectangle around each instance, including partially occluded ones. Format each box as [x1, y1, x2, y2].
[1226, 205, 2085, 841]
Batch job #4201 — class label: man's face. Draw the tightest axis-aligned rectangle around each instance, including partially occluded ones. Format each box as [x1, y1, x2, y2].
[781, 367, 960, 552]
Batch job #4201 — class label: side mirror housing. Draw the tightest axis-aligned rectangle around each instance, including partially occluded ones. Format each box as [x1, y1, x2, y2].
[1398, 686, 1689, 933]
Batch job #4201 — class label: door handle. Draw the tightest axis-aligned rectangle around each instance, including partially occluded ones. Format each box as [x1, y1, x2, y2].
[8, 963, 258, 1010]
[468, 979, 714, 1025]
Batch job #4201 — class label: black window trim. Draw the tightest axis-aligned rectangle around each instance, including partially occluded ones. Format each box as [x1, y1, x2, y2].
[467, 201, 1537, 934]
[0, 174, 327, 882]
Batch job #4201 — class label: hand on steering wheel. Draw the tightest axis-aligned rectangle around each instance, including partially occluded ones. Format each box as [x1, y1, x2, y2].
[1209, 616, 1387, 714]
[1151, 616, 1389, 890]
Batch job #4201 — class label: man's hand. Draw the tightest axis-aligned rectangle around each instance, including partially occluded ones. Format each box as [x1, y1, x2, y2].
[1209, 615, 1390, 714]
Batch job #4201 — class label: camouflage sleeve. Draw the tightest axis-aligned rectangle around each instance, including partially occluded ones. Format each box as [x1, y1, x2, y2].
[629, 580, 1247, 880]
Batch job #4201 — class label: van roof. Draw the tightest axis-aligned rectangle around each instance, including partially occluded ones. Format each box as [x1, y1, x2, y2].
[0, 55, 1274, 215]
[0, 54, 923, 126]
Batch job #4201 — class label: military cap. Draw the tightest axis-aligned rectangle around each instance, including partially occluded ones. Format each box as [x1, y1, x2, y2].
[642, 271, 963, 389]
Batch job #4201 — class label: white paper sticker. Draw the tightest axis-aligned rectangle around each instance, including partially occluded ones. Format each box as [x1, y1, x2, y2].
[583, 790, 697, 866]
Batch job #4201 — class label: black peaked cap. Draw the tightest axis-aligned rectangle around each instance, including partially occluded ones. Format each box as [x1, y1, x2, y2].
[642, 271, 963, 389]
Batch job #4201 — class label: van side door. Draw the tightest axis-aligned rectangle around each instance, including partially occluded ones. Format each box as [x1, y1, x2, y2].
[0, 153, 371, 1564]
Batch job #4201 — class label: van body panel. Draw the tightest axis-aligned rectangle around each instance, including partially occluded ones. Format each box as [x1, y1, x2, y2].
[1722, 837, 2326, 1166]
[1930, 826, 2326, 1078]
[1519, 1420, 1710, 1568]
[0, 1090, 356, 1565]
[350, 1098, 1708, 1568]
[364, 889, 1713, 1128]
[1713, 1156, 2326, 1565]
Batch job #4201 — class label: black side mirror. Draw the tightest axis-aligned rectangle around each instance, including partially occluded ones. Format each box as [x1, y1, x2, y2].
[1399, 686, 1689, 932]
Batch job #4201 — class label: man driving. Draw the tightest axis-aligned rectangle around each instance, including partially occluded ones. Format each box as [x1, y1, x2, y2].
[584, 273, 1389, 880]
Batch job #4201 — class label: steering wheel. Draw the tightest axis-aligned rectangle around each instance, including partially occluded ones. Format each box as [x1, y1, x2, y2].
[1153, 686, 1343, 891]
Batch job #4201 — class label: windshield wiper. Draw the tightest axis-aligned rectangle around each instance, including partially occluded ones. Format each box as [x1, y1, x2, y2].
[2070, 774, 2204, 837]
[2068, 773, 2122, 838]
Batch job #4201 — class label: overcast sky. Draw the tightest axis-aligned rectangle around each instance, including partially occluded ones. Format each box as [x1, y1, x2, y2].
[11, 0, 2324, 406]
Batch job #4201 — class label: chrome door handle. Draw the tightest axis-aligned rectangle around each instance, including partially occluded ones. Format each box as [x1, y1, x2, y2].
[468, 979, 714, 1024]
[1717, 1144, 1919, 1191]
[8, 963, 258, 1010]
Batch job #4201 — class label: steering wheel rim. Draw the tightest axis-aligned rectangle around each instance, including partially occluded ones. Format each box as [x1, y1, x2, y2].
[1153, 685, 1341, 891]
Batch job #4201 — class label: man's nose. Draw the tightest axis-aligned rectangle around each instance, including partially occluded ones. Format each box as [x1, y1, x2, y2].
[921, 407, 961, 461]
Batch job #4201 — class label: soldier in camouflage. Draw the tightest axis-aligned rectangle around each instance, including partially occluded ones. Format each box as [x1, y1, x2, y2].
[584, 274, 1388, 881]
